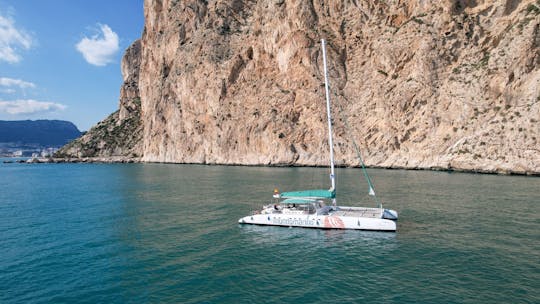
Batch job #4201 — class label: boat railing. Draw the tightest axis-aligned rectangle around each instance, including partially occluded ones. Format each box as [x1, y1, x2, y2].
[332, 207, 383, 218]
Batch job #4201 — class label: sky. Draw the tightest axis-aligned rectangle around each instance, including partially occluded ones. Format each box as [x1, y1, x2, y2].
[0, 0, 144, 131]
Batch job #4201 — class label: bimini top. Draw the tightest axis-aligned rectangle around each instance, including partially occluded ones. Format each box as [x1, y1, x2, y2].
[281, 198, 319, 204]
[280, 189, 335, 199]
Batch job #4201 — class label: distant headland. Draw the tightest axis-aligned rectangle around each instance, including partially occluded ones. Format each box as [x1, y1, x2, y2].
[0, 120, 82, 157]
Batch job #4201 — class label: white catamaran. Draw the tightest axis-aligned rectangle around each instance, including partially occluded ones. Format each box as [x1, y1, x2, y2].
[238, 39, 398, 232]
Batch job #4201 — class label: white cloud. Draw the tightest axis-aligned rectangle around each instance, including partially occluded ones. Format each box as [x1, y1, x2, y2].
[0, 77, 35, 89]
[0, 88, 15, 94]
[0, 89, 17, 94]
[0, 99, 66, 115]
[0, 13, 33, 64]
[76, 24, 119, 66]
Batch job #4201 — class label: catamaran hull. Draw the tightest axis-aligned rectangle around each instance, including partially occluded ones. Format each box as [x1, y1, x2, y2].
[383, 209, 398, 220]
[238, 214, 396, 232]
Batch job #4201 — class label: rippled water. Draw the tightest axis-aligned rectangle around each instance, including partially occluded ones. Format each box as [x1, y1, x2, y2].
[0, 162, 538, 303]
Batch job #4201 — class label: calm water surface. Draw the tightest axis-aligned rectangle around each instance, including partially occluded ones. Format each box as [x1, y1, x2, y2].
[0, 161, 538, 303]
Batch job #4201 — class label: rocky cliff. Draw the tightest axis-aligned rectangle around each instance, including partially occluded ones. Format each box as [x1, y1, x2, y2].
[61, 0, 540, 174]
[56, 40, 143, 158]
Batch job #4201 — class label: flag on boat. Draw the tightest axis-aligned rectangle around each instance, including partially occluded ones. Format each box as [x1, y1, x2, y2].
[368, 186, 375, 196]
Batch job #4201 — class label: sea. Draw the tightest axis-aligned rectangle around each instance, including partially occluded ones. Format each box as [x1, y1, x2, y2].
[0, 160, 538, 303]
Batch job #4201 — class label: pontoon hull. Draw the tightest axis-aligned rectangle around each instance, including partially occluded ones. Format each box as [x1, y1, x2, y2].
[238, 213, 396, 231]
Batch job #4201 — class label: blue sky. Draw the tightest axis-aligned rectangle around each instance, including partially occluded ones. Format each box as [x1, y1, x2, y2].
[0, 0, 144, 131]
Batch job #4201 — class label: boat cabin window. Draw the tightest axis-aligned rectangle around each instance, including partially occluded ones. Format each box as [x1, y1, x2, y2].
[294, 204, 316, 214]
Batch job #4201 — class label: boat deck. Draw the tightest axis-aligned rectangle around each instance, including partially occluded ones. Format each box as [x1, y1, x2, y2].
[331, 207, 383, 219]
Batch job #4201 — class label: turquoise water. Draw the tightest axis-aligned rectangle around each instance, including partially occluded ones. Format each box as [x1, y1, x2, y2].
[1, 161, 538, 303]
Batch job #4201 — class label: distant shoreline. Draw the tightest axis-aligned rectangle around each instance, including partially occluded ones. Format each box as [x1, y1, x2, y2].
[7, 157, 540, 177]
[4, 157, 141, 164]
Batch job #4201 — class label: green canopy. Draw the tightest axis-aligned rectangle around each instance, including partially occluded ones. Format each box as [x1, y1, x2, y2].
[280, 189, 335, 199]
[281, 198, 318, 204]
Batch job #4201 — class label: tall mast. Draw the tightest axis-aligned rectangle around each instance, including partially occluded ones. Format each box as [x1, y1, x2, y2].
[321, 39, 336, 192]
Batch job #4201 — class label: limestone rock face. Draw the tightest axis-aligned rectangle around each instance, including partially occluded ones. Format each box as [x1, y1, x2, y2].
[56, 40, 143, 158]
[136, 0, 539, 174]
[65, 0, 540, 174]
